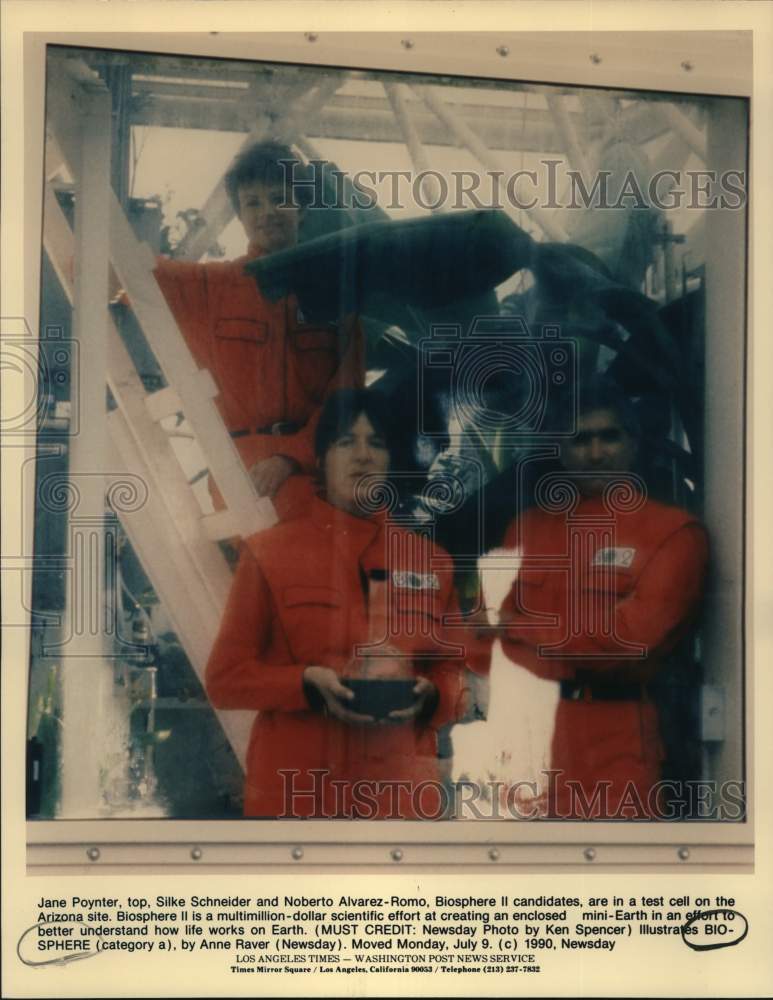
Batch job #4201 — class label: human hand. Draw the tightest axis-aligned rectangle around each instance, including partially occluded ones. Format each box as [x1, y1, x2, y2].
[249, 455, 298, 498]
[386, 677, 438, 724]
[303, 666, 376, 725]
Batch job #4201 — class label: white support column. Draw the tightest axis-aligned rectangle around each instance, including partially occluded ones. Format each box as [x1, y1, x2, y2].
[415, 85, 566, 242]
[649, 130, 692, 181]
[546, 92, 600, 220]
[582, 92, 620, 149]
[107, 411, 252, 767]
[545, 93, 591, 180]
[385, 82, 445, 211]
[43, 176, 250, 767]
[701, 98, 746, 792]
[660, 102, 707, 163]
[617, 101, 673, 146]
[59, 84, 128, 818]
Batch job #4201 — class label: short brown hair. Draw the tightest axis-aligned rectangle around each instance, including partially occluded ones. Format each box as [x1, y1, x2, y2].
[224, 141, 305, 214]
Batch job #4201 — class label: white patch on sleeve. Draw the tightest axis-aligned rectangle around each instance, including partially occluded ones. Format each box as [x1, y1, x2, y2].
[593, 546, 636, 568]
[393, 570, 440, 591]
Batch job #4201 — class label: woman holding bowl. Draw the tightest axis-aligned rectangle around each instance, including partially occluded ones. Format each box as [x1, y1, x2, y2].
[206, 388, 478, 818]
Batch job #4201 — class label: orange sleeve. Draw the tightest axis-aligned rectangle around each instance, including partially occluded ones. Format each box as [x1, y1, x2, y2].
[457, 576, 496, 678]
[205, 546, 310, 713]
[424, 573, 485, 728]
[501, 523, 708, 674]
[152, 257, 212, 367]
[270, 313, 366, 472]
[496, 516, 547, 673]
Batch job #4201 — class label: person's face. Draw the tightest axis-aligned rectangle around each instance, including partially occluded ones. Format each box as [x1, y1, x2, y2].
[323, 413, 390, 516]
[560, 408, 637, 497]
[236, 179, 300, 254]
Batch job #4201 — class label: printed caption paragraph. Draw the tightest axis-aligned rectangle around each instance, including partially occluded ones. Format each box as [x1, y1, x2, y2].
[22, 892, 749, 974]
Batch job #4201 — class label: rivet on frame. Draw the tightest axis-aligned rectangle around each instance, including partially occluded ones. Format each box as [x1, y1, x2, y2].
[488, 848, 500, 862]
[305, 33, 319, 43]
[391, 848, 404, 862]
[496, 46, 510, 58]
[590, 53, 603, 65]
[190, 846, 203, 861]
[681, 60, 694, 72]
[291, 846, 304, 861]
[401, 39, 415, 50]
[677, 846, 690, 861]
[86, 846, 101, 862]
[583, 847, 596, 862]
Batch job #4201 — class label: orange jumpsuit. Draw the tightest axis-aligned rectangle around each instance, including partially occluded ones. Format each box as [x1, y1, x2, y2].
[153, 254, 364, 518]
[499, 493, 708, 819]
[206, 496, 480, 818]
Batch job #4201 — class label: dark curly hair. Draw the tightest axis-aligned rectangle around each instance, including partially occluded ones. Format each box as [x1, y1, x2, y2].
[314, 388, 398, 463]
[224, 141, 310, 214]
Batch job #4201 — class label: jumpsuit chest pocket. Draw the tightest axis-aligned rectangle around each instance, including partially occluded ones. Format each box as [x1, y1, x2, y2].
[214, 318, 269, 343]
[391, 590, 443, 643]
[279, 586, 346, 660]
[282, 585, 344, 611]
[212, 320, 270, 413]
[574, 568, 636, 637]
[516, 563, 636, 598]
[581, 565, 636, 598]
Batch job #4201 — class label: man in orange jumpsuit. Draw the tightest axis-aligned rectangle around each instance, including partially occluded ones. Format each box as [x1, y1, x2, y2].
[499, 380, 708, 819]
[152, 141, 364, 519]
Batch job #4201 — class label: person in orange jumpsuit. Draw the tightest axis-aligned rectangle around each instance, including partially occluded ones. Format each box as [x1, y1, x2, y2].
[152, 141, 364, 519]
[499, 379, 708, 819]
[206, 388, 481, 818]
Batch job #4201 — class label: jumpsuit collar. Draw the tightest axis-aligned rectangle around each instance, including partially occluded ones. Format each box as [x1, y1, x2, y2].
[572, 487, 646, 517]
[310, 494, 388, 558]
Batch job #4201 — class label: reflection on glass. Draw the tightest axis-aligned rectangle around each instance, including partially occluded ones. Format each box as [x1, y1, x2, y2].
[27, 45, 746, 822]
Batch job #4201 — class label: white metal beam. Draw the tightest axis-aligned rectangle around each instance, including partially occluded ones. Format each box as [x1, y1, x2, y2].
[385, 82, 445, 210]
[106, 410, 252, 768]
[546, 93, 591, 179]
[660, 102, 707, 162]
[416, 84, 567, 242]
[59, 83, 127, 818]
[43, 174, 249, 768]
